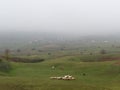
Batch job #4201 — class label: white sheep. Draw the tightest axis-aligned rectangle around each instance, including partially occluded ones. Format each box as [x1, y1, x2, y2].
[50, 77, 58, 79]
[50, 75, 75, 80]
[56, 77, 62, 80]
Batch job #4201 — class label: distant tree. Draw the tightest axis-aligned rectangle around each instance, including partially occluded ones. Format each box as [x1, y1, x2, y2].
[48, 53, 51, 55]
[100, 49, 106, 54]
[17, 49, 21, 53]
[5, 49, 10, 61]
[89, 52, 93, 55]
[32, 48, 36, 51]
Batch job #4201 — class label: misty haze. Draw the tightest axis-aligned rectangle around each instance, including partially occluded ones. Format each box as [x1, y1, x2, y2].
[0, 0, 120, 90]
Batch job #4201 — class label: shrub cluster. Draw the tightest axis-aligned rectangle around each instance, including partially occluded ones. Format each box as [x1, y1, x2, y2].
[0, 59, 12, 72]
[10, 57, 45, 63]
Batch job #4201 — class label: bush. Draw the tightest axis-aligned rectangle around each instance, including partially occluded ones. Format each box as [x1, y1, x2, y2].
[0, 60, 12, 72]
[10, 57, 45, 63]
[100, 49, 107, 54]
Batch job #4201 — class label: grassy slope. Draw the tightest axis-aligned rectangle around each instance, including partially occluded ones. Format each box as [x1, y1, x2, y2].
[0, 56, 120, 90]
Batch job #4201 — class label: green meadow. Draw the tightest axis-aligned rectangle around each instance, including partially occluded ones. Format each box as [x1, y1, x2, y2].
[0, 35, 120, 90]
[0, 54, 120, 90]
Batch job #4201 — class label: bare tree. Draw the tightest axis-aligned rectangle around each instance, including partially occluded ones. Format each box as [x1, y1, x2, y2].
[100, 49, 106, 54]
[17, 49, 21, 53]
[5, 49, 10, 61]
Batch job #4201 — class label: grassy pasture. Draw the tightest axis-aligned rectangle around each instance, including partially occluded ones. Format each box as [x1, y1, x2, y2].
[0, 55, 120, 90]
[0, 41, 120, 90]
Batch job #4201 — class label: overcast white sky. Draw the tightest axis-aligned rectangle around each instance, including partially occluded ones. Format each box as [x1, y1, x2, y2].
[0, 0, 120, 35]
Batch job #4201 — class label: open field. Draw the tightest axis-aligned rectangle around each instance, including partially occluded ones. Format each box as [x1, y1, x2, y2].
[0, 54, 120, 90]
[0, 34, 120, 90]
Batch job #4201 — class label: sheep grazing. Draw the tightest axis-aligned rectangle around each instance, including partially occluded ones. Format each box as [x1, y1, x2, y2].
[56, 77, 62, 80]
[50, 77, 57, 79]
[50, 77, 62, 80]
[62, 75, 75, 80]
[50, 75, 75, 80]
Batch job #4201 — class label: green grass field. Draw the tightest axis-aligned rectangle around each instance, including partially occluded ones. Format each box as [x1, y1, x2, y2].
[0, 54, 120, 90]
[1, 40, 120, 90]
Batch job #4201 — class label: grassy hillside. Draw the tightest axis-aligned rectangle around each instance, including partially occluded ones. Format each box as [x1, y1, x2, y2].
[0, 55, 120, 90]
[0, 34, 120, 90]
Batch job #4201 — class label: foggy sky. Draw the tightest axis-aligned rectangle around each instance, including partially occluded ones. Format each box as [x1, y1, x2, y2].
[0, 0, 120, 35]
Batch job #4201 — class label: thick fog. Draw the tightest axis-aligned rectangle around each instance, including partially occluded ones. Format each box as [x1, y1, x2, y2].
[0, 0, 120, 35]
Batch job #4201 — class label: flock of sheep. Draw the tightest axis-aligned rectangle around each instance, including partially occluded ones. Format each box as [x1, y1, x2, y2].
[50, 75, 75, 80]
